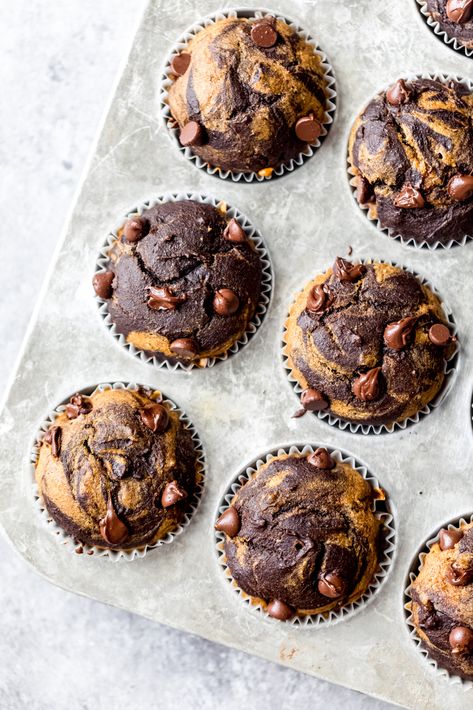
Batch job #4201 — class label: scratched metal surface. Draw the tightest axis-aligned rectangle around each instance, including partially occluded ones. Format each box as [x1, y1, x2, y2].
[1, 1, 472, 708]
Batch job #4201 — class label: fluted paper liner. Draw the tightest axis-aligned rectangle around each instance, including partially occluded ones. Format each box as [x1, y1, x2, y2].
[415, 0, 473, 59]
[404, 513, 473, 690]
[94, 192, 273, 371]
[215, 444, 396, 627]
[30, 382, 206, 562]
[159, 8, 337, 183]
[347, 72, 473, 250]
[282, 258, 459, 435]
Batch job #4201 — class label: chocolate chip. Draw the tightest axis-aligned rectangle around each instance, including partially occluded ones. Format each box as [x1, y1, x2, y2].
[140, 403, 169, 433]
[447, 174, 473, 202]
[215, 507, 240, 537]
[169, 337, 198, 359]
[179, 120, 204, 147]
[93, 271, 114, 299]
[318, 572, 344, 599]
[333, 257, 365, 283]
[123, 217, 145, 243]
[295, 115, 322, 143]
[356, 175, 374, 205]
[147, 286, 186, 311]
[170, 52, 191, 76]
[384, 316, 417, 350]
[44, 426, 61, 457]
[307, 447, 335, 470]
[428, 323, 453, 346]
[99, 494, 128, 546]
[446, 0, 473, 23]
[65, 393, 92, 419]
[306, 284, 330, 315]
[447, 562, 473, 586]
[266, 599, 294, 621]
[213, 288, 239, 316]
[393, 184, 425, 209]
[449, 626, 473, 654]
[352, 368, 381, 402]
[223, 218, 247, 243]
[161, 480, 187, 508]
[251, 21, 277, 48]
[386, 79, 410, 107]
[439, 528, 464, 551]
[301, 388, 329, 412]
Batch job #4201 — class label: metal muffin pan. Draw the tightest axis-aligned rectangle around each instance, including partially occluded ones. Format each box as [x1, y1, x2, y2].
[0, 1, 472, 708]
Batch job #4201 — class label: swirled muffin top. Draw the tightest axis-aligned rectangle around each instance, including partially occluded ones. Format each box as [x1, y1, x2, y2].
[349, 78, 473, 245]
[410, 522, 473, 680]
[93, 200, 262, 366]
[166, 16, 328, 175]
[215, 450, 383, 620]
[425, 0, 473, 48]
[284, 259, 456, 427]
[35, 388, 200, 550]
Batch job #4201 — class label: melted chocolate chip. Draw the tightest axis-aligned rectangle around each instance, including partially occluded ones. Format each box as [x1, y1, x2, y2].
[449, 626, 473, 654]
[171, 52, 191, 76]
[301, 388, 329, 412]
[93, 271, 114, 299]
[306, 284, 330, 315]
[384, 316, 417, 350]
[123, 217, 145, 243]
[318, 572, 344, 599]
[140, 403, 169, 433]
[447, 174, 473, 202]
[99, 494, 128, 546]
[251, 21, 277, 48]
[44, 426, 61, 457]
[213, 289, 240, 316]
[357, 175, 374, 205]
[428, 323, 453, 346]
[307, 448, 335, 470]
[386, 79, 410, 107]
[179, 121, 204, 147]
[65, 393, 92, 419]
[147, 286, 186, 311]
[161, 480, 187, 508]
[447, 562, 473, 586]
[333, 257, 365, 283]
[215, 507, 240, 537]
[266, 599, 294, 621]
[295, 115, 322, 143]
[446, 0, 473, 23]
[223, 218, 247, 243]
[169, 338, 198, 359]
[352, 368, 381, 402]
[393, 184, 425, 209]
[439, 527, 464, 551]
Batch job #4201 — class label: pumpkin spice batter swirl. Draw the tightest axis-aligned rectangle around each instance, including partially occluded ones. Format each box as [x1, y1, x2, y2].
[349, 78, 473, 245]
[284, 259, 456, 427]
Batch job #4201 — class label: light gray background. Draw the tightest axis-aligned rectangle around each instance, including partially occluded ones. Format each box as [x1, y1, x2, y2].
[0, 2, 394, 708]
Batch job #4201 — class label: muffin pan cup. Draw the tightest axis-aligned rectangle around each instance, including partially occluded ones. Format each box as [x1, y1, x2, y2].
[159, 7, 337, 183]
[347, 72, 473, 250]
[215, 443, 396, 627]
[281, 259, 459, 435]
[404, 513, 473, 690]
[30, 382, 206, 562]
[415, 0, 473, 58]
[94, 192, 273, 371]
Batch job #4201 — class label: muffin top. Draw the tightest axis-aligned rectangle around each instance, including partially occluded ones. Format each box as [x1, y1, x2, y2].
[349, 78, 473, 245]
[426, 0, 473, 48]
[167, 16, 328, 175]
[410, 522, 473, 680]
[285, 259, 456, 427]
[35, 387, 199, 550]
[94, 200, 262, 365]
[216, 451, 382, 619]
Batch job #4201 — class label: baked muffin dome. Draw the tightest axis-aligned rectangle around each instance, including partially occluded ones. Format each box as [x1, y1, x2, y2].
[94, 200, 262, 365]
[284, 259, 456, 427]
[425, 0, 473, 49]
[410, 521, 473, 680]
[216, 450, 382, 619]
[167, 16, 329, 175]
[349, 78, 473, 246]
[35, 387, 200, 550]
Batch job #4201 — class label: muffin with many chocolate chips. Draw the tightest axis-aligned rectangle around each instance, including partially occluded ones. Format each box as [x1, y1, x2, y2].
[409, 521, 473, 680]
[166, 15, 329, 176]
[215, 450, 384, 620]
[284, 258, 456, 428]
[94, 200, 263, 366]
[425, 1, 473, 49]
[35, 387, 200, 551]
[349, 78, 473, 246]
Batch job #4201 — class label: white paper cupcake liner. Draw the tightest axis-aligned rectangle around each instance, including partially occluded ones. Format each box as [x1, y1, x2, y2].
[214, 443, 396, 627]
[415, 0, 473, 58]
[30, 381, 206, 561]
[94, 192, 273, 371]
[281, 258, 459, 435]
[159, 8, 337, 183]
[347, 72, 473, 250]
[404, 513, 473, 690]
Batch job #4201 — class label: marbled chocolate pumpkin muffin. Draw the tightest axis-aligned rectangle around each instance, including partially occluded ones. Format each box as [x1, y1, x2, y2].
[284, 258, 456, 427]
[409, 521, 473, 680]
[35, 387, 200, 550]
[215, 450, 383, 620]
[93, 200, 262, 365]
[425, 0, 473, 49]
[349, 78, 473, 246]
[166, 16, 329, 176]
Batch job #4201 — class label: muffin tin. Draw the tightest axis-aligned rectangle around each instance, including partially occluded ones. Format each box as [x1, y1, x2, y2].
[0, 1, 473, 708]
